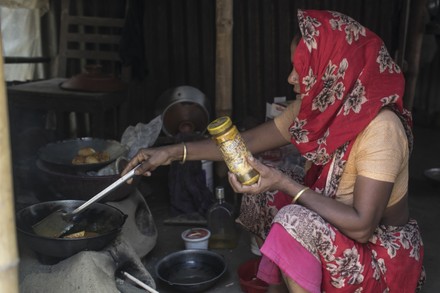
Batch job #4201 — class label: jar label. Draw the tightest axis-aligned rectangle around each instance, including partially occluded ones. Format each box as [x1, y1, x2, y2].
[219, 133, 254, 175]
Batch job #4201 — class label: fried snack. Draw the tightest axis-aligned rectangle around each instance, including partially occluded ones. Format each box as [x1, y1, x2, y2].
[78, 147, 96, 157]
[95, 151, 110, 162]
[61, 230, 100, 239]
[72, 155, 86, 165]
[84, 231, 99, 237]
[62, 230, 86, 239]
[85, 154, 100, 164]
[72, 148, 111, 165]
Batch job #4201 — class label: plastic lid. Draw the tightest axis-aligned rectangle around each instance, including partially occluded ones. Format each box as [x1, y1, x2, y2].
[215, 186, 225, 200]
[207, 116, 232, 135]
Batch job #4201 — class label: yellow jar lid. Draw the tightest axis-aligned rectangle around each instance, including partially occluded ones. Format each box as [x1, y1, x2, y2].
[207, 116, 232, 135]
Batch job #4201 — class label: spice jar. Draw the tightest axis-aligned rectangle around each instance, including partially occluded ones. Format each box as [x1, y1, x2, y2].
[207, 116, 259, 185]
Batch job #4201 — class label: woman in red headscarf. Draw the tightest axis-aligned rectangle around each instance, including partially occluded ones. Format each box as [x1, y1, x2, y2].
[233, 9, 425, 292]
[123, 9, 425, 293]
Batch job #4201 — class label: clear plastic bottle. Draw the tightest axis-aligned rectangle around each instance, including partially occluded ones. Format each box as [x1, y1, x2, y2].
[207, 186, 238, 249]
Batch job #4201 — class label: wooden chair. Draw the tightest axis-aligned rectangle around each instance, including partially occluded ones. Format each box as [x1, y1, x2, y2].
[7, 0, 129, 140]
[55, 0, 128, 79]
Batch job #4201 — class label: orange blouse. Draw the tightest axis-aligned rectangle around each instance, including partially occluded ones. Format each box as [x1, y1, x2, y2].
[274, 102, 408, 207]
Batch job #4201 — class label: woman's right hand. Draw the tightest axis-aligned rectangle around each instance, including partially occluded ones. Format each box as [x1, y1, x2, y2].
[121, 144, 181, 178]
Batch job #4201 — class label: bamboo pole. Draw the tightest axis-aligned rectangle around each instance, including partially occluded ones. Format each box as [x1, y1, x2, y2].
[214, 0, 234, 180]
[215, 0, 233, 118]
[0, 32, 20, 293]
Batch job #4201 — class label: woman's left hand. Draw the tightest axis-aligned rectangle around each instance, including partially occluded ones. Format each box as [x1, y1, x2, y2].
[228, 156, 288, 195]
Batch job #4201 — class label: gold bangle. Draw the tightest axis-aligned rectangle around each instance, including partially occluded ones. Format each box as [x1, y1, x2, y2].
[292, 187, 309, 204]
[180, 142, 187, 164]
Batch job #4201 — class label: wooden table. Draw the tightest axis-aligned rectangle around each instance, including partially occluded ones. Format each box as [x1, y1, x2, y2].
[7, 78, 127, 139]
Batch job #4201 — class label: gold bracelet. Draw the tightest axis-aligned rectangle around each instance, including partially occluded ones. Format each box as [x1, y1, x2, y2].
[180, 142, 187, 164]
[292, 187, 309, 204]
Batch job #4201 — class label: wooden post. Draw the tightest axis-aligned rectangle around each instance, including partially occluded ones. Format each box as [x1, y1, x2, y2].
[0, 34, 19, 293]
[214, 0, 234, 180]
[215, 0, 233, 118]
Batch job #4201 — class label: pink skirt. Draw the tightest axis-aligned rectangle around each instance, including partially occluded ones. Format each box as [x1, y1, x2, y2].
[258, 224, 322, 293]
[238, 191, 425, 292]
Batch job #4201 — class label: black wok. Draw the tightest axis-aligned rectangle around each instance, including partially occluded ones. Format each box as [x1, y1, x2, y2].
[38, 137, 128, 173]
[36, 159, 138, 202]
[16, 200, 127, 260]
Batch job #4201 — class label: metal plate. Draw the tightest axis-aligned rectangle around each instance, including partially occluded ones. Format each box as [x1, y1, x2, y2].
[155, 249, 226, 293]
[38, 137, 128, 172]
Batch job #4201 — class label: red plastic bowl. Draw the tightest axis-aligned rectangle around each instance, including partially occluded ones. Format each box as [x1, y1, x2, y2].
[237, 257, 269, 293]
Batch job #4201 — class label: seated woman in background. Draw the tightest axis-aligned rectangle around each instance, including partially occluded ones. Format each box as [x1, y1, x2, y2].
[123, 9, 425, 292]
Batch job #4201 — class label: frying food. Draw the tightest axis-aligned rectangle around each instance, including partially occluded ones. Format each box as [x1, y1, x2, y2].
[72, 147, 110, 165]
[62, 230, 100, 239]
[85, 155, 99, 164]
[62, 230, 85, 239]
[78, 147, 96, 156]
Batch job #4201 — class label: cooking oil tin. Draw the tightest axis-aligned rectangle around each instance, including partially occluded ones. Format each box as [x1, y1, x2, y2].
[207, 116, 259, 185]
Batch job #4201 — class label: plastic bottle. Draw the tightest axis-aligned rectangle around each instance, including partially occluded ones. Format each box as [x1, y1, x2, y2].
[207, 186, 238, 249]
[207, 116, 259, 185]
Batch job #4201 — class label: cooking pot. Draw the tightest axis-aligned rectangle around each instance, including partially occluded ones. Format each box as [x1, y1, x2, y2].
[36, 159, 138, 202]
[38, 137, 128, 173]
[16, 200, 127, 260]
[155, 86, 211, 137]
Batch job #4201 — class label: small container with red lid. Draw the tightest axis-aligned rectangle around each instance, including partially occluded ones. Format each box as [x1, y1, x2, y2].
[181, 228, 211, 250]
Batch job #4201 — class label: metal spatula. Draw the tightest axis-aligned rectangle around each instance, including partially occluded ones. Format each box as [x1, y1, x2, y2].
[32, 164, 140, 238]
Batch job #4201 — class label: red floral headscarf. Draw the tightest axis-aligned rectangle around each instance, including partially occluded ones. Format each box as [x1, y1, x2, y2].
[289, 10, 413, 196]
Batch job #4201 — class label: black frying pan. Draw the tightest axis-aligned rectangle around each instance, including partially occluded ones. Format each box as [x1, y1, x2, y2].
[16, 200, 127, 260]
